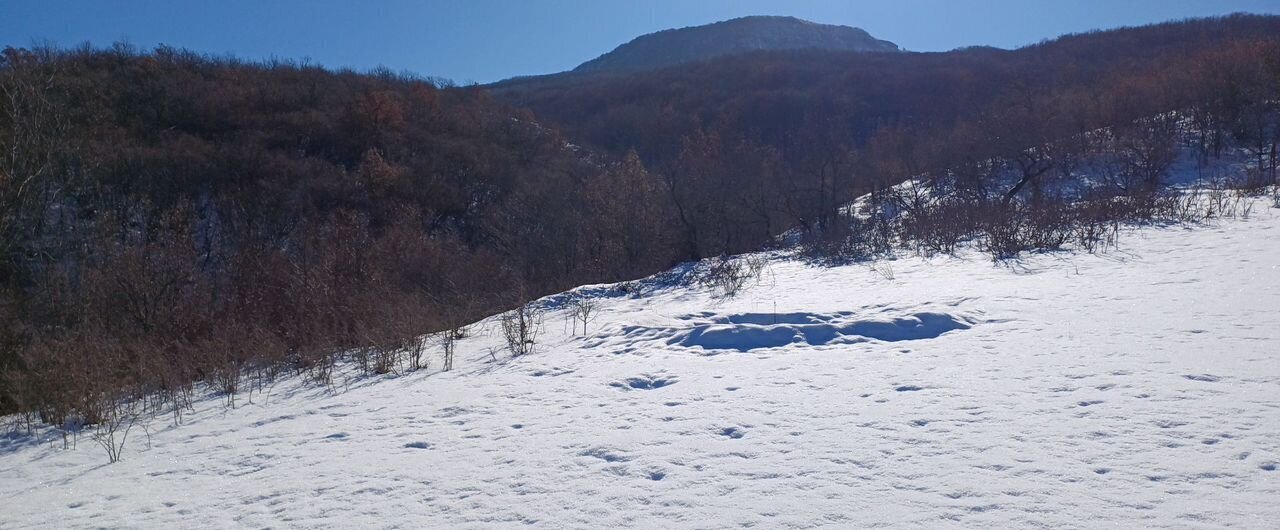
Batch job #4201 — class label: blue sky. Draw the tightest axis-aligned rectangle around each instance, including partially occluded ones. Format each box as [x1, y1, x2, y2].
[3, 0, 1278, 83]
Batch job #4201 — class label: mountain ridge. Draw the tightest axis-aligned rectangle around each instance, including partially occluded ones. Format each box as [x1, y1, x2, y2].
[571, 15, 900, 75]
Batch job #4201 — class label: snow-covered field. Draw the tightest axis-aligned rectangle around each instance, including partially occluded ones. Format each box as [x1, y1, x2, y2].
[3, 202, 1279, 529]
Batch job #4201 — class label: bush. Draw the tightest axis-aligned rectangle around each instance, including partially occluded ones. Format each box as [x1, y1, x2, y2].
[91, 398, 140, 464]
[900, 200, 978, 256]
[805, 174, 1251, 264]
[694, 254, 768, 298]
[500, 303, 544, 357]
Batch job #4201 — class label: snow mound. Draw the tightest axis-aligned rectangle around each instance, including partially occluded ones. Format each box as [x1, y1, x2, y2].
[666, 311, 974, 352]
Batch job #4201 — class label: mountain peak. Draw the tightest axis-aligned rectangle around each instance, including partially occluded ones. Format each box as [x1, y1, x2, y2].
[573, 16, 899, 74]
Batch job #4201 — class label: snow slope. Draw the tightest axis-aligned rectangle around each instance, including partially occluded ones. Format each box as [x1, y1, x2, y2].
[3, 203, 1279, 529]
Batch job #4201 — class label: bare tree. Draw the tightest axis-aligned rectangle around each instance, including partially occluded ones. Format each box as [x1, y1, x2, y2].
[0, 46, 72, 274]
[437, 310, 470, 372]
[566, 294, 599, 335]
[406, 336, 427, 372]
[1111, 115, 1180, 191]
[438, 330, 457, 372]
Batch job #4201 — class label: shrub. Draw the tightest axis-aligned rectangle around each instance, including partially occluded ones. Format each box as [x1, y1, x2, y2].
[500, 303, 544, 357]
[695, 254, 768, 298]
[91, 398, 140, 464]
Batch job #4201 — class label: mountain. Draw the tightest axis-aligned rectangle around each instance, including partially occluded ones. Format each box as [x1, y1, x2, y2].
[572, 15, 900, 74]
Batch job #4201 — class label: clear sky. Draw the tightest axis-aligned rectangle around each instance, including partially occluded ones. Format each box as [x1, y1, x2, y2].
[3, 0, 1279, 83]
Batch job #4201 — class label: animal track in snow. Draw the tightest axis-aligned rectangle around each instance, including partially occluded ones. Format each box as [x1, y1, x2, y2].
[579, 447, 631, 462]
[610, 374, 678, 390]
[643, 466, 669, 481]
[529, 367, 575, 377]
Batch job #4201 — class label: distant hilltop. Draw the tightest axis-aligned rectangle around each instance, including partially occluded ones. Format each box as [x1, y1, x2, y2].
[573, 15, 900, 74]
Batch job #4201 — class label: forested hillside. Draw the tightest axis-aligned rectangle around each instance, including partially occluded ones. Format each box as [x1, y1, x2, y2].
[0, 45, 680, 419]
[498, 14, 1280, 256]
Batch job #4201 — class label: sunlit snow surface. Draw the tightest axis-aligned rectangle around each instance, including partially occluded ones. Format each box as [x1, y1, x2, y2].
[3, 202, 1279, 528]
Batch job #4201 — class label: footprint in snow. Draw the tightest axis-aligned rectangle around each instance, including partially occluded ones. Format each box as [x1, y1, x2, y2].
[404, 441, 431, 449]
[579, 447, 631, 463]
[530, 367, 574, 377]
[895, 385, 924, 392]
[1183, 374, 1220, 382]
[719, 427, 746, 439]
[611, 374, 677, 390]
